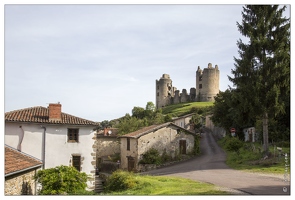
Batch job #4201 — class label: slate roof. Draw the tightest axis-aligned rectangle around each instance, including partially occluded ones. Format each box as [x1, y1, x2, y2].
[119, 122, 195, 139]
[5, 145, 43, 176]
[5, 106, 97, 125]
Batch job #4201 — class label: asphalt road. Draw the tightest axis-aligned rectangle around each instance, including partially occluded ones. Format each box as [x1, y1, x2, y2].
[143, 129, 290, 195]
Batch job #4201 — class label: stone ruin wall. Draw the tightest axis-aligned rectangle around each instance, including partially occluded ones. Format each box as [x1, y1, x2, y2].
[156, 63, 220, 108]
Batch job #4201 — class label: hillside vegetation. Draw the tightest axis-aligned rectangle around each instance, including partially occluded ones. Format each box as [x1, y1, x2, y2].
[161, 102, 214, 117]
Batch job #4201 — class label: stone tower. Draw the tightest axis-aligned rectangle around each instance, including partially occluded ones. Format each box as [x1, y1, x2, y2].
[156, 74, 174, 109]
[196, 63, 220, 102]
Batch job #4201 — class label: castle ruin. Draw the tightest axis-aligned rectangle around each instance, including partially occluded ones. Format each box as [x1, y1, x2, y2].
[156, 63, 220, 109]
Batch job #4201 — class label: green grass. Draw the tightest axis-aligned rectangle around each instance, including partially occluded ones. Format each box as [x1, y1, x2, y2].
[103, 174, 229, 195]
[218, 137, 290, 174]
[161, 102, 214, 116]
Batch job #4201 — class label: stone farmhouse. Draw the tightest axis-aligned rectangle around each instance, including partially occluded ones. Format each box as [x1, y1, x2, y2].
[4, 103, 98, 191]
[118, 122, 197, 172]
[156, 63, 220, 108]
[5, 145, 43, 195]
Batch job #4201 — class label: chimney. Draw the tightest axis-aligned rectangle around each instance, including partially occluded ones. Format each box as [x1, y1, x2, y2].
[49, 103, 62, 121]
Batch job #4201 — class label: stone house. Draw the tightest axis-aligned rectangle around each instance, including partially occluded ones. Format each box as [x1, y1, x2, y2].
[5, 145, 43, 195]
[118, 122, 197, 172]
[5, 103, 98, 190]
[95, 127, 120, 173]
[172, 113, 195, 131]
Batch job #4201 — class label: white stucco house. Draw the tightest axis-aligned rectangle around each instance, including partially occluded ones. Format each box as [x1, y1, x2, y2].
[5, 103, 98, 190]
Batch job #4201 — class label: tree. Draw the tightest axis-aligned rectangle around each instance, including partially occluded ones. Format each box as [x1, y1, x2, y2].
[34, 165, 88, 195]
[132, 106, 145, 119]
[229, 5, 290, 153]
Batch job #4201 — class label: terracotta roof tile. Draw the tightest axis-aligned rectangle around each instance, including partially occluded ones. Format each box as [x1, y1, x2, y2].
[5, 146, 42, 176]
[5, 106, 97, 125]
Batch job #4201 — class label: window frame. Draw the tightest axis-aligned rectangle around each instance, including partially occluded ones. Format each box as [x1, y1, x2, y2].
[72, 155, 81, 171]
[68, 128, 79, 143]
[127, 138, 130, 151]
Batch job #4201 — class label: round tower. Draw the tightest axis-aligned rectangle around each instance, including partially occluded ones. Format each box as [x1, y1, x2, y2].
[156, 74, 173, 109]
[196, 63, 220, 102]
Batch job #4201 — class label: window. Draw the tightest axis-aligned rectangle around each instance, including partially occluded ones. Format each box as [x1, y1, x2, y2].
[72, 155, 81, 171]
[68, 128, 79, 142]
[199, 84, 202, 89]
[199, 76, 202, 81]
[127, 138, 130, 151]
[157, 92, 159, 97]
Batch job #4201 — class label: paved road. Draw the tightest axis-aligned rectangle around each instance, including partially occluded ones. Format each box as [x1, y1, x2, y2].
[143, 129, 290, 195]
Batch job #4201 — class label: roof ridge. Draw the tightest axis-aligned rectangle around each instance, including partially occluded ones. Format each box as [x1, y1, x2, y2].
[5, 106, 98, 125]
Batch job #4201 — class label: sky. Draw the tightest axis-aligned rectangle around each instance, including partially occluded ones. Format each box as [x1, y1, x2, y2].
[3, 2, 291, 122]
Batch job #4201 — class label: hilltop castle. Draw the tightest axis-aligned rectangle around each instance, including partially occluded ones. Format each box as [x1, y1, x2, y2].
[156, 63, 220, 109]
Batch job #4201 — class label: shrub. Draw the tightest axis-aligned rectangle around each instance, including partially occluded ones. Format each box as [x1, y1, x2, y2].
[139, 148, 162, 165]
[225, 137, 243, 155]
[104, 170, 138, 192]
[34, 165, 88, 195]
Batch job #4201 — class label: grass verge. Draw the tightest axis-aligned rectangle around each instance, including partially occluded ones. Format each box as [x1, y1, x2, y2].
[102, 171, 229, 195]
[218, 136, 290, 174]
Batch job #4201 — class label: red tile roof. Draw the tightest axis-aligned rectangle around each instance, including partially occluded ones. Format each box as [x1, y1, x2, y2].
[119, 122, 194, 139]
[5, 145, 42, 176]
[5, 106, 97, 125]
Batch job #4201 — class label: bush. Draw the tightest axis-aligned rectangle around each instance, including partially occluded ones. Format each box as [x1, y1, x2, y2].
[104, 170, 138, 192]
[34, 165, 88, 195]
[225, 137, 243, 154]
[139, 148, 162, 165]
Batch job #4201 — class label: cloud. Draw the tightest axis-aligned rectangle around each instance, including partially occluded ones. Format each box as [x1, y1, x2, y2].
[5, 4, 289, 122]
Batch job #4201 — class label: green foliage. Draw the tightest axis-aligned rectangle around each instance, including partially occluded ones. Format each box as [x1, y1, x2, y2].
[104, 170, 139, 192]
[218, 137, 290, 174]
[224, 136, 243, 155]
[161, 102, 214, 116]
[116, 116, 148, 135]
[139, 148, 162, 165]
[193, 135, 201, 155]
[104, 173, 229, 195]
[229, 5, 290, 152]
[34, 165, 88, 195]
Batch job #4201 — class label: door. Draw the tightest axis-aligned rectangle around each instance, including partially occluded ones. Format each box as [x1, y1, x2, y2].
[127, 157, 135, 172]
[179, 140, 187, 154]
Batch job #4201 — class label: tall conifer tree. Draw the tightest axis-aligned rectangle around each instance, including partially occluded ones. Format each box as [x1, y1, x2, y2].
[229, 5, 290, 153]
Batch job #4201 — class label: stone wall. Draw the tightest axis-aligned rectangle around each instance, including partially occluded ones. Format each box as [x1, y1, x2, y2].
[5, 168, 39, 195]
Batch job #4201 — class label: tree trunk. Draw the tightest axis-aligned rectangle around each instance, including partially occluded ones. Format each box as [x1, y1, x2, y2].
[262, 112, 269, 154]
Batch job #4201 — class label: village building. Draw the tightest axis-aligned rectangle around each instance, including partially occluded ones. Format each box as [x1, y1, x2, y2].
[118, 122, 197, 172]
[5, 145, 43, 195]
[95, 127, 120, 173]
[4, 103, 98, 190]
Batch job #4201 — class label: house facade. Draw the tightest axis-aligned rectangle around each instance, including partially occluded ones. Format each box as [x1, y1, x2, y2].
[119, 122, 196, 172]
[95, 127, 120, 173]
[5, 103, 98, 190]
[172, 113, 195, 130]
[5, 145, 43, 195]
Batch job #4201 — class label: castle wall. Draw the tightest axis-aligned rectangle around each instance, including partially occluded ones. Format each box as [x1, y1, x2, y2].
[196, 63, 219, 102]
[156, 63, 220, 108]
[180, 89, 189, 103]
[156, 74, 173, 109]
[173, 90, 180, 104]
